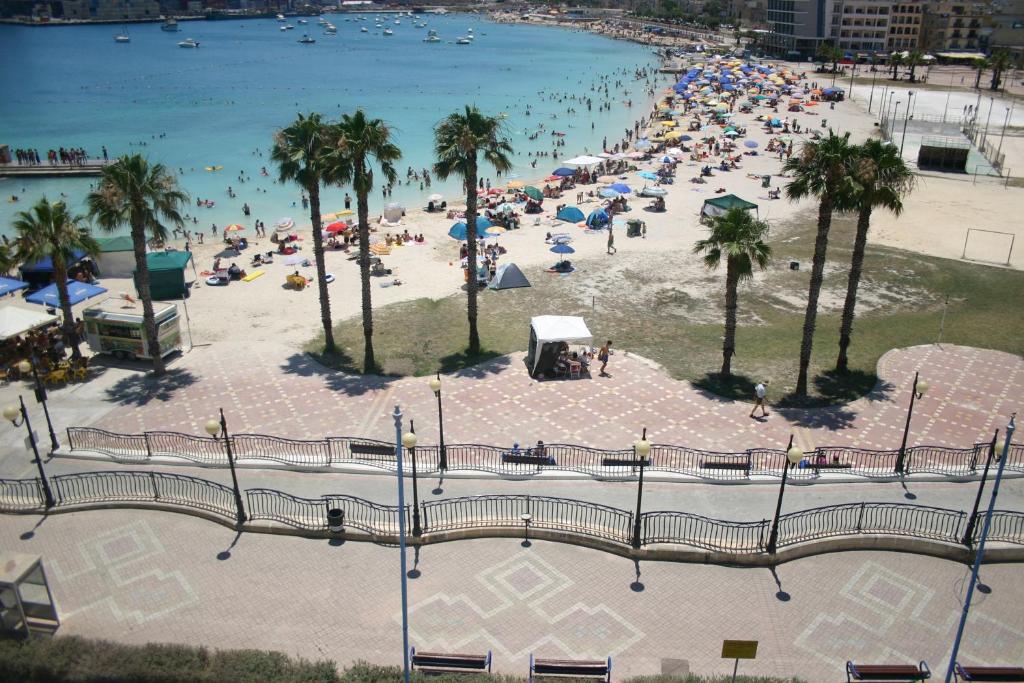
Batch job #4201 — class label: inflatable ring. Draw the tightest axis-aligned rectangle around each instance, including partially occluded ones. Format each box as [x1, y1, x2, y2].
[206, 276, 225, 286]
[324, 273, 335, 284]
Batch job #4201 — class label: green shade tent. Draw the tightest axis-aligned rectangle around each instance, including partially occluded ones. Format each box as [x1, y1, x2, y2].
[94, 235, 136, 278]
[700, 194, 759, 221]
[134, 251, 195, 300]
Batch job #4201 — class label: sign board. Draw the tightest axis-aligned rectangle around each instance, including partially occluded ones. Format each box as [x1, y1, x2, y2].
[721, 640, 758, 660]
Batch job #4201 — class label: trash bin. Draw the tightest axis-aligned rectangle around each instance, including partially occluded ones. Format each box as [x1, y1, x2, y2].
[327, 508, 345, 533]
[761, 175, 771, 188]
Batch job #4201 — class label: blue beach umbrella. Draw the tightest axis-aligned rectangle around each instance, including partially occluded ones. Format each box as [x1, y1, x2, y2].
[552, 167, 575, 177]
[549, 244, 575, 255]
[26, 280, 107, 307]
[0, 277, 28, 297]
[609, 183, 631, 194]
[448, 216, 493, 240]
[634, 139, 652, 149]
[744, 140, 759, 148]
[638, 171, 659, 180]
[599, 188, 620, 199]
[556, 206, 585, 223]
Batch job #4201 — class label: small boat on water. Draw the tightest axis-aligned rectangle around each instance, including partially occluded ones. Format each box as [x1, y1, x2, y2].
[424, 30, 440, 43]
[298, 19, 307, 24]
[276, 13, 285, 21]
[161, 18, 179, 32]
[283, 24, 295, 30]
[178, 38, 199, 48]
[360, 26, 368, 32]
[317, 17, 328, 25]
[298, 34, 315, 44]
[394, 19, 401, 25]
[114, 25, 130, 42]
[383, 28, 394, 36]
[324, 24, 337, 34]
[455, 37, 471, 45]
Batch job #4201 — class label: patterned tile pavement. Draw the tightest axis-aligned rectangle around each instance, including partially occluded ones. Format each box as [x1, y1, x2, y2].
[83, 342, 1022, 453]
[1, 509, 1022, 681]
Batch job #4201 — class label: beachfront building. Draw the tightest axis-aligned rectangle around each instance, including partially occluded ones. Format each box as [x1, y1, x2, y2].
[887, 1, 925, 51]
[920, 1, 992, 53]
[764, 0, 892, 59]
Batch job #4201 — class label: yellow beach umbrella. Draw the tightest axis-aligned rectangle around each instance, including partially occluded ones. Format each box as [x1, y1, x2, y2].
[664, 131, 682, 140]
[660, 120, 677, 127]
[506, 180, 525, 189]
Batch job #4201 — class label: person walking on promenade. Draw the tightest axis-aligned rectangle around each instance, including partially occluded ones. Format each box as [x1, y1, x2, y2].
[750, 380, 769, 418]
[598, 340, 612, 376]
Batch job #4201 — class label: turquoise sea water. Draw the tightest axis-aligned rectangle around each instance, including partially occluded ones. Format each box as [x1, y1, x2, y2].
[0, 16, 659, 236]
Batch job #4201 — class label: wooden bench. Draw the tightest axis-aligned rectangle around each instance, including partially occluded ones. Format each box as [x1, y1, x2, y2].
[700, 460, 751, 472]
[410, 647, 491, 675]
[530, 655, 611, 682]
[601, 457, 651, 468]
[349, 443, 395, 457]
[955, 665, 1024, 682]
[847, 661, 931, 682]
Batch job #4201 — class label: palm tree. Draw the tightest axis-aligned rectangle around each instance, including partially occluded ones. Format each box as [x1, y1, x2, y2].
[989, 50, 1011, 91]
[817, 41, 841, 75]
[12, 198, 100, 359]
[905, 50, 924, 83]
[693, 207, 772, 377]
[0, 242, 16, 277]
[87, 155, 187, 376]
[331, 110, 400, 373]
[836, 140, 914, 374]
[889, 53, 904, 80]
[433, 106, 513, 356]
[272, 112, 338, 354]
[783, 131, 857, 397]
[973, 57, 990, 89]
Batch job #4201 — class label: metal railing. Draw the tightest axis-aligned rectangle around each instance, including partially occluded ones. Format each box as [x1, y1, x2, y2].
[4, 471, 1022, 557]
[65, 427, 1024, 481]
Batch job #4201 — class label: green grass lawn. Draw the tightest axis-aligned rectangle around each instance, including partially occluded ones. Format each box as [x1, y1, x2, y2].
[307, 212, 1024, 407]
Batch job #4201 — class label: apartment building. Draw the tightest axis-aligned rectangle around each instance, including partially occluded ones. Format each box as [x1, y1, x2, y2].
[888, 1, 925, 51]
[921, 1, 991, 52]
[765, 0, 892, 58]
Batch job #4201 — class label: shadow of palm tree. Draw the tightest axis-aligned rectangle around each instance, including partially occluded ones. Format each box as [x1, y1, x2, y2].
[440, 350, 510, 377]
[103, 368, 199, 407]
[279, 352, 397, 397]
[693, 372, 757, 403]
[814, 369, 893, 404]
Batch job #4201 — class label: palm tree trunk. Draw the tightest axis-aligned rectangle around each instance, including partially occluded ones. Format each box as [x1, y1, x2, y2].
[132, 222, 165, 376]
[795, 196, 834, 397]
[52, 262, 81, 359]
[307, 184, 336, 354]
[356, 162, 375, 373]
[975, 69, 983, 89]
[836, 205, 871, 374]
[464, 157, 481, 356]
[721, 260, 739, 377]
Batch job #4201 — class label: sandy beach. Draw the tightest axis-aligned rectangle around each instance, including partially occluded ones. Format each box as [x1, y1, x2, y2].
[38, 29, 1024, 356]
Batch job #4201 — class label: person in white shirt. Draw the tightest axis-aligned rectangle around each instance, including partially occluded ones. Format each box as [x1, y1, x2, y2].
[750, 381, 769, 418]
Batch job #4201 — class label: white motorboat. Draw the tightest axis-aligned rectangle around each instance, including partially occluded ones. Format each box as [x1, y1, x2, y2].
[114, 25, 130, 42]
[283, 24, 295, 30]
[360, 26, 368, 32]
[394, 19, 401, 25]
[383, 28, 394, 36]
[178, 38, 199, 48]
[317, 17, 328, 25]
[161, 18, 179, 32]
[456, 37, 471, 45]
[298, 34, 315, 44]
[276, 14, 285, 21]
[298, 19, 307, 24]
[324, 24, 337, 34]
[374, 22, 382, 28]
[423, 30, 440, 43]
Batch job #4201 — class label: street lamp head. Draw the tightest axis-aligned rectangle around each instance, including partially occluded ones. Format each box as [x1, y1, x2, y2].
[2, 404, 19, 424]
[786, 446, 804, 465]
[429, 375, 441, 393]
[635, 437, 652, 459]
[916, 379, 929, 398]
[204, 419, 221, 437]
[402, 431, 417, 450]
[17, 360, 31, 375]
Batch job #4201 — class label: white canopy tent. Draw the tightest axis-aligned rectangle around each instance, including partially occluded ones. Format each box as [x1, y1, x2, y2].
[527, 315, 593, 376]
[0, 305, 59, 341]
[563, 155, 605, 167]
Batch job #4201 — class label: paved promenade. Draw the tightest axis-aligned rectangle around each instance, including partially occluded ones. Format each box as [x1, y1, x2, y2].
[1, 342, 1016, 460]
[1, 509, 1022, 681]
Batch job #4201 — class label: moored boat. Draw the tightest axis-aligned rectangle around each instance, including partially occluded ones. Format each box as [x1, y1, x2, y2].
[178, 38, 199, 48]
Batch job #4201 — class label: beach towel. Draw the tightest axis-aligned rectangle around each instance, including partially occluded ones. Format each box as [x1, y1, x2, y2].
[242, 270, 265, 282]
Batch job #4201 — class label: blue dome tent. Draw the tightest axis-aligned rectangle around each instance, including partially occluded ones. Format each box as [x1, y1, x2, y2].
[556, 206, 585, 223]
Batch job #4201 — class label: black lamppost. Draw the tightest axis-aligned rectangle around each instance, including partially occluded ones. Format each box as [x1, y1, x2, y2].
[4, 397, 55, 508]
[766, 435, 804, 555]
[17, 358, 59, 452]
[402, 420, 422, 537]
[868, 60, 879, 113]
[204, 409, 247, 524]
[962, 431, 998, 545]
[429, 373, 447, 471]
[895, 371, 930, 475]
[630, 427, 652, 550]
[900, 90, 915, 156]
